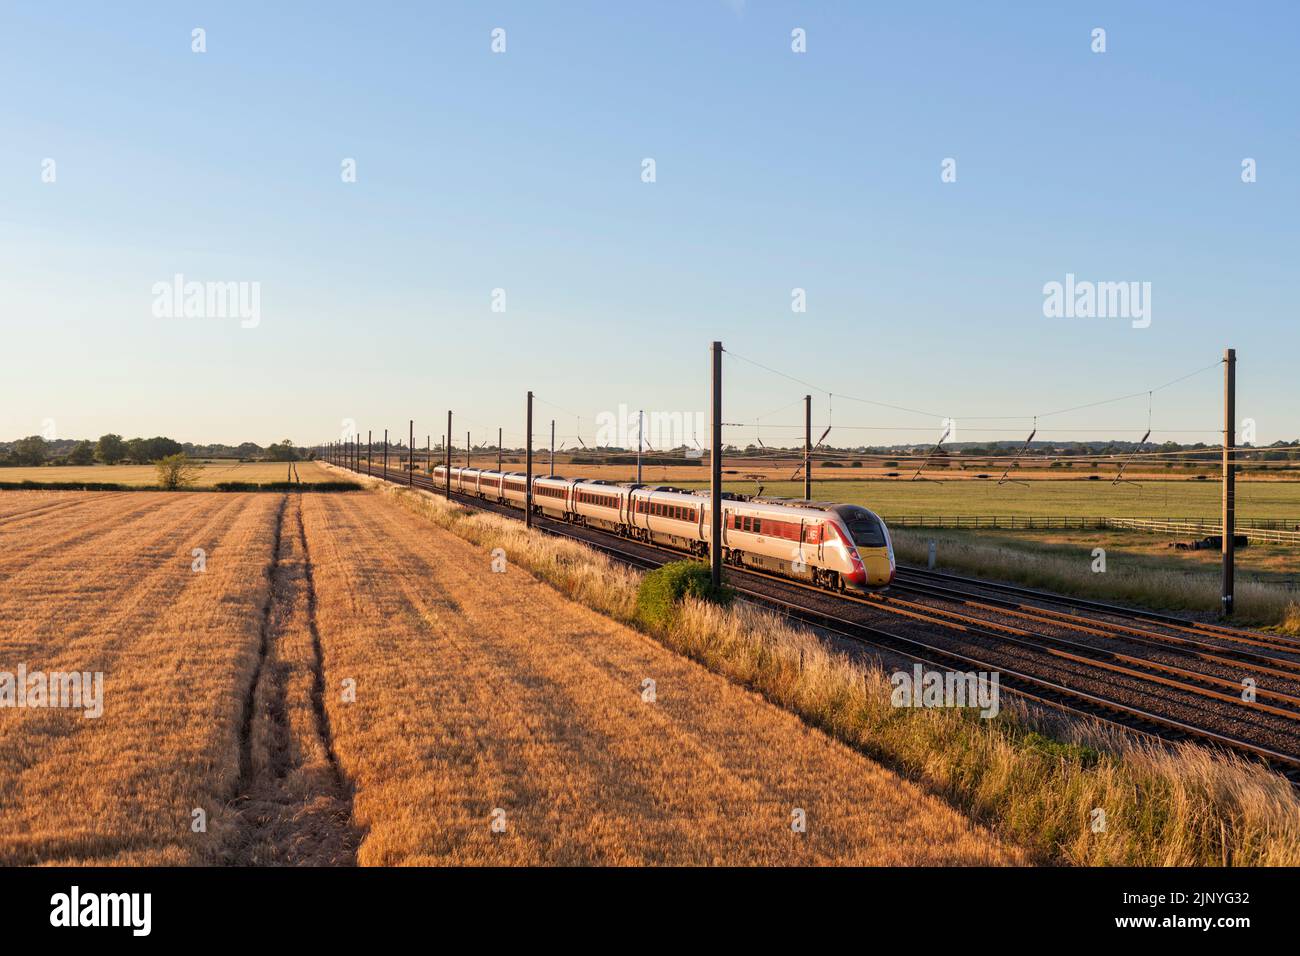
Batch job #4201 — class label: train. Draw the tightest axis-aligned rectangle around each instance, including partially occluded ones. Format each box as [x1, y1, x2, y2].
[431, 465, 896, 592]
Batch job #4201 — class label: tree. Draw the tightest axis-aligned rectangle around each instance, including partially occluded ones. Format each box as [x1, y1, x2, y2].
[10, 435, 48, 467]
[265, 439, 298, 462]
[125, 436, 182, 463]
[67, 441, 96, 466]
[155, 453, 203, 490]
[96, 434, 128, 464]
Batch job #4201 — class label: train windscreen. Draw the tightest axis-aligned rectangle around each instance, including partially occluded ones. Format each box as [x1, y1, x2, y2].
[845, 513, 886, 547]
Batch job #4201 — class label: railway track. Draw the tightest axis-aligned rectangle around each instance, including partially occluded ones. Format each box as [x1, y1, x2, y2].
[337, 460, 1300, 781]
[897, 565, 1300, 649]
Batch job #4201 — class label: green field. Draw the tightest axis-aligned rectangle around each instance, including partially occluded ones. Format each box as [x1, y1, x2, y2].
[676, 478, 1300, 521]
[0, 460, 340, 488]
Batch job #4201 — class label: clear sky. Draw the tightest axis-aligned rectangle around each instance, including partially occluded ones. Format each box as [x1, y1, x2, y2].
[2, 1, 1295, 450]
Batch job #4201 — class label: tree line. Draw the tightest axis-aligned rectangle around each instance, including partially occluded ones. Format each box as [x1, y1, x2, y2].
[0, 435, 307, 467]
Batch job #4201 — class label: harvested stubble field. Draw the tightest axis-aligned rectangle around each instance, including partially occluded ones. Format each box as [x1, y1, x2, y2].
[0, 488, 1019, 866]
[0, 460, 340, 488]
[0, 491, 280, 864]
[301, 491, 1018, 864]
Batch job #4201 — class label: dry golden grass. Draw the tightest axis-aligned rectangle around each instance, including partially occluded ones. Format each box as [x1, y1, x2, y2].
[0, 490, 121, 520]
[302, 490, 1019, 865]
[0, 491, 282, 864]
[0, 460, 338, 488]
[333, 467, 1300, 867]
[1281, 603, 1300, 638]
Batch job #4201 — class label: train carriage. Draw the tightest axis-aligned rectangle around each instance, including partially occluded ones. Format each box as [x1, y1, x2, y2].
[533, 475, 577, 519]
[571, 480, 630, 533]
[714, 498, 893, 591]
[499, 472, 529, 507]
[629, 486, 708, 556]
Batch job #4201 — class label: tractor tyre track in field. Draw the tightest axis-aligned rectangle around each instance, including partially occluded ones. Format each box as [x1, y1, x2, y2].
[297, 497, 351, 794]
[224, 494, 360, 865]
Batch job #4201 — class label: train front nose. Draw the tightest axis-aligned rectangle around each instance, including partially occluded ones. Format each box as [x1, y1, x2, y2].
[860, 550, 895, 588]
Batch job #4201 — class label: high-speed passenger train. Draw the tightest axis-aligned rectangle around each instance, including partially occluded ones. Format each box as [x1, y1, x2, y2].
[432, 465, 895, 592]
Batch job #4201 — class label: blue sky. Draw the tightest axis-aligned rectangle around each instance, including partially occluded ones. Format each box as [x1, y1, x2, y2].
[1, 1, 1295, 449]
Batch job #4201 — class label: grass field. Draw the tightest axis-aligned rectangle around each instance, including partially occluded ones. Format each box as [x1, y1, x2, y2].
[892, 528, 1300, 629]
[0, 460, 339, 488]
[673, 477, 1300, 521]
[373, 455, 1250, 485]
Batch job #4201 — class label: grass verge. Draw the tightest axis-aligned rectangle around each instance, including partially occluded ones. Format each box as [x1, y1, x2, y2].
[349, 475, 1300, 866]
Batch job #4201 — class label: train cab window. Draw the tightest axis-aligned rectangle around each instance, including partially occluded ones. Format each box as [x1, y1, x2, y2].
[845, 513, 886, 547]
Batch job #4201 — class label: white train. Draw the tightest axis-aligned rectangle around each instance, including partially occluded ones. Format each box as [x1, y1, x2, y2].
[432, 466, 895, 592]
